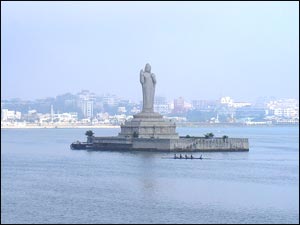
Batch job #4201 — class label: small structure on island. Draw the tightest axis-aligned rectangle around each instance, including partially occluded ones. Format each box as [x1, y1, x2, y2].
[71, 63, 249, 151]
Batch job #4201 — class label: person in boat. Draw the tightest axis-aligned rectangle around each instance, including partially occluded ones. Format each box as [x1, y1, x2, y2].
[185, 154, 188, 159]
[191, 154, 193, 159]
[199, 154, 203, 159]
[174, 154, 177, 159]
[180, 154, 183, 159]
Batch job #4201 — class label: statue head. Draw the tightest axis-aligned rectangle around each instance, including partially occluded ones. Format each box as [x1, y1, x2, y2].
[145, 63, 151, 73]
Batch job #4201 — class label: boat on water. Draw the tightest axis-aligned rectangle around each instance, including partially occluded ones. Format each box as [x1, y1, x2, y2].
[70, 141, 93, 150]
[161, 156, 210, 160]
[171, 154, 207, 159]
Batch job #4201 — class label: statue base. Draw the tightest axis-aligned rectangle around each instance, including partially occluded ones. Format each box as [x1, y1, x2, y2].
[118, 111, 179, 139]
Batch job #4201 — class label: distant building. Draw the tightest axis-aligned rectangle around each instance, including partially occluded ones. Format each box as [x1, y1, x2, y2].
[50, 105, 54, 122]
[184, 101, 192, 111]
[220, 96, 233, 105]
[130, 107, 141, 114]
[118, 106, 127, 114]
[154, 104, 170, 115]
[102, 94, 120, 106]
[155, 96, 167, 105]
[220, 96, 251, 108]
[192, 100, 208, 109]
[173, 97, 185, 114]
[273, 108, 299, 118]
[1, 109, 22, 121]
[82, 100, 94, 119]
[77, 90, 95, 118]
[154, 96, 170, 115]
[1, 109, 9, 121]
[192, 99, 218, 110]
[267, 98, 299, 119]
[15, 111, 22, 120]
[26, 109, 39, 122]
[230, 102, 252, 108]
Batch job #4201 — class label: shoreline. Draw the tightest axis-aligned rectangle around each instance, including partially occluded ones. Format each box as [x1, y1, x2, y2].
[1, 125, 120, 129]
[1, 124, 298, 129]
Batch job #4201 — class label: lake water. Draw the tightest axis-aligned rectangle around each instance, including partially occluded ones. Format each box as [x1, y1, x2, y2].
[1, 126, 299, 224]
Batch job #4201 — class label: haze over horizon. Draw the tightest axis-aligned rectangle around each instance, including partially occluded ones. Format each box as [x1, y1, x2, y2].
[1, 2, 299, 102]
[0, 89, 296, 104]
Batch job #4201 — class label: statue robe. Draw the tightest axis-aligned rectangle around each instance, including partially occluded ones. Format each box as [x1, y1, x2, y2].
[140, 72, 156, 113]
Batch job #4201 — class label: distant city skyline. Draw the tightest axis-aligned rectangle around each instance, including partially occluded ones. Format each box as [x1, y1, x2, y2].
[2, 88, 299, 126]
[2, 2, 299, 102]
[1, 89, 298, 105]
[1, 89, 297, 103]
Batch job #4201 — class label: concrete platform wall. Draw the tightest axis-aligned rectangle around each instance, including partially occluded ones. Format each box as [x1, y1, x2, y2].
[171, 138, 249, 151]
[90, 137, 249, 151]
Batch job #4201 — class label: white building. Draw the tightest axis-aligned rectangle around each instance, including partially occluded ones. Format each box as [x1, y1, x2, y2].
[154, 104, 170, 115]
[118, 107, 127, 114]
[82, 100, 93, 118]
[220, 96, 233, 105]
[1, 109, 9, 121]
[267, 99, 299, 118]
[220, 96, 251, 108]
[77, 90, 96, 118]
[1, 109, 21, 121]
[274, 107, 299, 118]
[15, 111, 22, 120]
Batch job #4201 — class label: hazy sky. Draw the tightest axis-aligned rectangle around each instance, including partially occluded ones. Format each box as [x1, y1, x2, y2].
[1, 1, 299, 102]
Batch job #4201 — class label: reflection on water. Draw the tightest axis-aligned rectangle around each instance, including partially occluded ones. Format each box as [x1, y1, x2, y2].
[1, 127, 299, 224]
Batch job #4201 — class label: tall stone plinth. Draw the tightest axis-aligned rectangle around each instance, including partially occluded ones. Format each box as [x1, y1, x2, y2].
[118, 112, 179, 139]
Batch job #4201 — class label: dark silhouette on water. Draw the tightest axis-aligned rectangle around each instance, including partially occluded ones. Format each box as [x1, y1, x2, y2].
[161, 155, 211, 160]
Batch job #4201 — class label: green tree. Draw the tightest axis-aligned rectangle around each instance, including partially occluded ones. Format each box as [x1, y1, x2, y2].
[85, 130, 94, 137]
[85, 130, 94, 143]
[222, 135, 228, 139]
[204, 132, 214, 139]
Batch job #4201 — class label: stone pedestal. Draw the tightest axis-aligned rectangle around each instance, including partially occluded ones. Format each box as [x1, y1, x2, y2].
[118, 112, 179, 139]
[118, 63, 178, 139]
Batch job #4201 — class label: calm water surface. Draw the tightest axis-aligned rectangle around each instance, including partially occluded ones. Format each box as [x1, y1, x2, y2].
[1, 126, 299, 224]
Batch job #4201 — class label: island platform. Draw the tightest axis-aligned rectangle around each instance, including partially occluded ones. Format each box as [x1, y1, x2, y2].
[70, 63, 249, 152]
